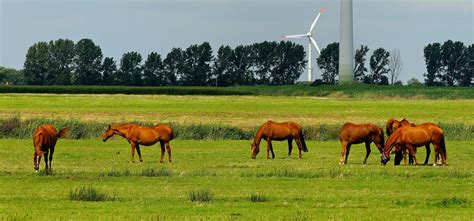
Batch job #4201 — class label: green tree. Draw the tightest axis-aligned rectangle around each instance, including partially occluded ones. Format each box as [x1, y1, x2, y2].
[118, 52, 143, 86]
[48, 39, 75, 85]
[353, 45, 369, 83]
[180, 42, 213, 86]
[143, 52, 165, 86]
[254, 41, 278, 84]
[0, 66, 24, 85]
[211, 45, 234, 86]
[163, 48, 183, 86]
[440, 40, 466, 86]
[317, 42, 339, 85]
[271, 41, 306, 85]
[230, 45, 255, 85]
[423, 43, 442, 86]
[101, 57, 117, 85]
[23, 41, 50, 85]
[74, 39, 103, 85]
[460, 44, 473, 86]
[368, 48, 390, 85]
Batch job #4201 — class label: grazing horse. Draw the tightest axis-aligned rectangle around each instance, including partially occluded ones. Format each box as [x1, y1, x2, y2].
[381, 123, 446, 166]
[386, 119, 431, 165]
[338, 123, 385, 164]
[251, 121, 308, 159]
[33, 124, 69, 172]
[101, 124, 174, 163]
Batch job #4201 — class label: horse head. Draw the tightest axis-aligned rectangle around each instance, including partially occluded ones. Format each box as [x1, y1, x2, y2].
[33, 149, 42, 171]
[101, 125, 114, 142]
[251, 142, 260, 159]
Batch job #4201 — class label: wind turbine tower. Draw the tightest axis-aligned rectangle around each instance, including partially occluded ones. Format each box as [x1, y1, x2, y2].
[338, 0, 354, 83]
[283, 10, 323, 82]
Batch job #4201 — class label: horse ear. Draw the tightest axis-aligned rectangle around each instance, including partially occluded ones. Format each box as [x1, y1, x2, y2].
[108, 125, 111, 130]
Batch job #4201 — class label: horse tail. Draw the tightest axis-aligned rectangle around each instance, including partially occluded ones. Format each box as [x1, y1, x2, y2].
[169, 126, 175, 141]
[57, 127, 69, 138]
[299, 130, 308, 152]
[379, 127, 385, 148]
[439, 133, 446, 158]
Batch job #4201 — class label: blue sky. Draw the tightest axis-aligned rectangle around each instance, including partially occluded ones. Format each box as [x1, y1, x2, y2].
[0, 0, 472, 83]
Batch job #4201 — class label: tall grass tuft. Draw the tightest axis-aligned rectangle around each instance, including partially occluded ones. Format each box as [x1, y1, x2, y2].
[141, 167, 172, 177]
[430, 197, 470, 208]
[69, 186, 113, 202]
[99, 169, 132, 177]
[1, 116, 472, 141]
[188, 188, 213, 202]
[249, 194, 267, 202]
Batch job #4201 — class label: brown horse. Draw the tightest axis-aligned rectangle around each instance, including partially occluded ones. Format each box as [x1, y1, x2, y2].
[251, 121, 308, 159]
[386, 118, 431, 165]
[33, 124, 69, 172]
[338, 123, 384, 164]
[386, 119, 413, 136]
[101, 124, 174, 163]
[381, 123, 446, 166]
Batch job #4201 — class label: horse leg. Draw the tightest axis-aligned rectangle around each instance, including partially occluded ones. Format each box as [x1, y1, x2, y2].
[406, 144, 418, 165]
[408, 147, 417, 165]
[363, 141, 371, 164]
[287, 138, 293, 159]
[270, 141, 275, 159]
[339, 142, 347, 165]
[159, 142, 165, 163]
[423, 144, 430, 165]
[344, 144, 352, 164]
[49, 148, 54, 171]
[294, 138, 302, 159]
[165, 142, 172, 163]
[136, 144, 143, 162]
[402, 146, 408, 165]
[43, 151, 49, 171]
[130, 143, 136, 163]
[265, 139, 271, 159]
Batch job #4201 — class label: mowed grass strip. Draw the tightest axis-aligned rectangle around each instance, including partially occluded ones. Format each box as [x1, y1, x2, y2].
[0, 139, 472, 219]
[0, 94, 472, 126]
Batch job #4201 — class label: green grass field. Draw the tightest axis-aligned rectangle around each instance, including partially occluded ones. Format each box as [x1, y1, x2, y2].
[1, 94, 472, 126]
[0, 139, 472, 220]
[0, 93, 473, 220]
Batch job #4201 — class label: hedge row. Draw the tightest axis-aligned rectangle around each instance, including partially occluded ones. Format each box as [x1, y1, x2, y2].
[1, 85, 473, 99]
[0, 85, 251, 96]
[0, 117, 471, 141]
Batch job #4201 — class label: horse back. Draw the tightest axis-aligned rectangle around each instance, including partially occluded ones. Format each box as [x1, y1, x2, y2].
[339, 123, 381, 143]
[33, 125, 58, 150]
[263, 121, 298, 140]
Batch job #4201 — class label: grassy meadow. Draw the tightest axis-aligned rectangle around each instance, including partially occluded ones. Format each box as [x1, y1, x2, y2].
[0, 139, 472, 220]
[0, 92, 473, 220]
[1, 94, 473, 126]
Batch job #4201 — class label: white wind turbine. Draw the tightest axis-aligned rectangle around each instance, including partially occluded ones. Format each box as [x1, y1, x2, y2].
[282, 9, 324, 82]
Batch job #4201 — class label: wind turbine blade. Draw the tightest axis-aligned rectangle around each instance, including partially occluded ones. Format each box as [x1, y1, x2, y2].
[309, 12, 322, 33]
[283, 34, 308, 39]
[310, 37, 321, 55]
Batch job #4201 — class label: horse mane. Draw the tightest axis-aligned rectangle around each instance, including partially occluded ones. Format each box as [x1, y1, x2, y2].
[386, 119, 397, 136]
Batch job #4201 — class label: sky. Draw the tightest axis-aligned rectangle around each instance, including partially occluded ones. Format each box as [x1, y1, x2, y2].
[0, 0, 473, 83]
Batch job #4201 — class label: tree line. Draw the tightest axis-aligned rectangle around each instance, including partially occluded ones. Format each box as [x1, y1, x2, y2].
[20, 39, 306, 86]
[1, 39, 471, 86]
[316, 40, 472, 86]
